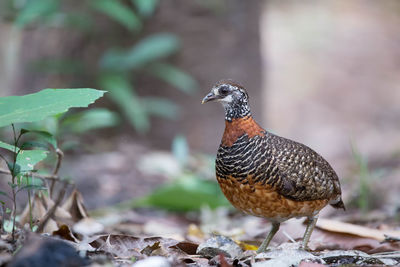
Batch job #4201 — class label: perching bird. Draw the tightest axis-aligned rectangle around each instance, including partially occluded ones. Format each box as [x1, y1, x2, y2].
[202, 80, 345, 253]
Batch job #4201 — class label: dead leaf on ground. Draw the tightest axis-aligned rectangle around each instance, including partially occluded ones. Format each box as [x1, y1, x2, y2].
[169, 241, 199, 255]
[52, 224, 79, 242]
[62, 189, 88, 221]
[316, 218, 400, 242]
[89, 235, 179, 258]
[140, 241, 161, 256]
[19, 194, 58, 233]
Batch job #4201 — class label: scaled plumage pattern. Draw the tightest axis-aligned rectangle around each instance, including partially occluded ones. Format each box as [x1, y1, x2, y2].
[202, 80, 345, 252]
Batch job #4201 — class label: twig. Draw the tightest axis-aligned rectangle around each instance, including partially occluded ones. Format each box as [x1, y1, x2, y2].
[50, 148, 64, 198]
[36, 181, 68, 233]
[52, 148, 64, 176]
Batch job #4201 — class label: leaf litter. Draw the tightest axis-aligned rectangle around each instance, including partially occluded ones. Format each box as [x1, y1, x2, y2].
[2, 188, 400, 266]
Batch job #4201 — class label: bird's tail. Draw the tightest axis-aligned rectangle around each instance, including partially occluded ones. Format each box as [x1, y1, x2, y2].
[330, 198, 346, 211]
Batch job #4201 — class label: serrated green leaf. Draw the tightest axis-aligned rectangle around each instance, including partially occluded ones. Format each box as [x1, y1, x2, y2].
[61, 108, 120, 134]
[0, 88, 105, 128]
[90, 0, 141, 31]
[132, 0, 159, 17]
[100, 33, 180, 71]
[133, 175, 229, 211]
[147, 63, 198, 94]
[99, 74, 149, 133]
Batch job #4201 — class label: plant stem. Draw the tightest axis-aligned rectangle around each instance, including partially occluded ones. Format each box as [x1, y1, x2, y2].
[11, 124, 18, 241]
[50, 148, 64, 198]
[26, 175, 33, 231]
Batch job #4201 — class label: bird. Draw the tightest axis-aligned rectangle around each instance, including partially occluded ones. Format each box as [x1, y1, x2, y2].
[202, 80, 345, 253]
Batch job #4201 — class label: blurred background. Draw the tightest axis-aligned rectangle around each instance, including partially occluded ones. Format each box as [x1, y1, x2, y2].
[0, 0, 399, 223]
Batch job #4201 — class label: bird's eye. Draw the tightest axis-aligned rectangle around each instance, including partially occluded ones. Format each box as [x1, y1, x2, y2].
[219, 85, 230, 95]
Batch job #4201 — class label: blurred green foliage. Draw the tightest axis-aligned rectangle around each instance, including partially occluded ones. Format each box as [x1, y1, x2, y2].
[131, 135, 229, 212]
[134, 174, 229, 212]
[1, 0, 198, 133]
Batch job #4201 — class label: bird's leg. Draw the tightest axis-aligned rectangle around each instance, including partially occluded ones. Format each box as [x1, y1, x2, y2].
[301, 214, 319, 250]
[257, 222, 280, 253]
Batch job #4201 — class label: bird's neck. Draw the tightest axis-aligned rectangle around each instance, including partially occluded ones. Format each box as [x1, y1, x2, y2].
[221, 116, 265, 147]
[223, 101, 251, 121]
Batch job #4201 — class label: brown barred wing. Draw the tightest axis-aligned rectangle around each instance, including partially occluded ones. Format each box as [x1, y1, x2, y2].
[264, 133, 342, 202]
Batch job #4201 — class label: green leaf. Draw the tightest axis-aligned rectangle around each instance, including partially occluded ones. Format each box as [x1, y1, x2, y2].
[17, 150, 48, 172]
[20, 176, 43, 187]
[90, 0, 141, 31]
[0, 191, 7, 196]
[133, 175, 230, 211]
[147, 63, 198, 94]
[99, 74, 149, 133]
[7, 162, 21, 177]
[132, 0, 159, 17]
[20, 129, 57, 148]
[20, 141, 48, 150]
[14, 0, 59, 28]
[0, 88, 105, 128]
[172, 135, 189, 166]
[61, 108, 120, 133]
[101, 33, 180, 71]
[0, 141, 48, 172]
[141, 97, 179, 120]
[18, 184, 47, 192]
[8, 182, 17, 189]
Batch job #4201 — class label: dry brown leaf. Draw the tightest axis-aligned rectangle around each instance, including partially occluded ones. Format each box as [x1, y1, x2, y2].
[169, 241, 199, 255]
[316, 218, 400, 242]
[52, 224, 79, 242]
[19, 194, 58, 233]
[61, 189, 88, 221]
[87, 235, 198, 260]
[140, 241, 161, 256]
[42, 194, 72, 220]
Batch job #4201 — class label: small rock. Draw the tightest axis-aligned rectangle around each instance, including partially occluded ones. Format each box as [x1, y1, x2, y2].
[196, 235, 243, 259]
[255, 246, 323, 267]
[132, 256, 171, 267]
[319, 250, 383, 266]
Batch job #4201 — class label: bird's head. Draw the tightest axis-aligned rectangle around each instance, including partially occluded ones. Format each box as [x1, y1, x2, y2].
[202, 80, 251, 121]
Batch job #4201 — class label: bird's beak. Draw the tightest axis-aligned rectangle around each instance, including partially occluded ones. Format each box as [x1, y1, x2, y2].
[202, 92, 218, 104]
